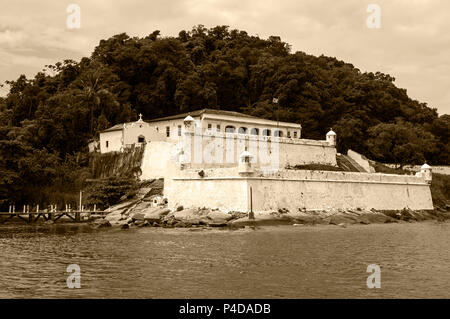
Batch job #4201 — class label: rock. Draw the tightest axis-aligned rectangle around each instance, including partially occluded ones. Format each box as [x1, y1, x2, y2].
[105, 211, 122, 223]
[229, 213, 294, 227]
[174, 221, 192, 228]
[208, 222, 228, 227]
[356, 216, 371, 224]
[131, 201, 154, 212]
[121, 223, 129, 230]
[172, 208, 203, 224]
[204, 210, 233, 225]
[143, 207, 171, 223]
[108, 198, 141, 214]
[131, 212, 145, 221]
[137, 221, 150, 227]
[337, 223, 347, 228]
[329, 215, 356, 225]
[91, 219, 111, 229]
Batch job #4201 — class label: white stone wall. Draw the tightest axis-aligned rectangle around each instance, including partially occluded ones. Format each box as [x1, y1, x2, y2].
[123, 123, 166, 146]
[165, 177, 249, 212]
[164, 169, 434, 212]
[99, 130, 123, 153]
[140, 141, 177, 179]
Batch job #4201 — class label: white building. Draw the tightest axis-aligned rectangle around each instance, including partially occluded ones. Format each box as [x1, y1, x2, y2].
[99, 109, 302, 153]
[99, 114, 166, 153]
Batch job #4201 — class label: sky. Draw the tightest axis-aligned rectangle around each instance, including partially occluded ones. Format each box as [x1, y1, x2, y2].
[0, 0, 449, 115]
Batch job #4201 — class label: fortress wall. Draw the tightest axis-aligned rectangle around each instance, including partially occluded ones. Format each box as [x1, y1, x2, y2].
[164, 170, 433, 212]
[140, 141, 175, 180]
[183, 132, 337, 170]
[247, 177, 433, 212]
[140, 132, 337, 180]
[164, 177, 249, 212]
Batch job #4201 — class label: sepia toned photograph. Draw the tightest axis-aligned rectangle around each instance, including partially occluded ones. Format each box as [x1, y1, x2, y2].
[0, 0, 449, 308]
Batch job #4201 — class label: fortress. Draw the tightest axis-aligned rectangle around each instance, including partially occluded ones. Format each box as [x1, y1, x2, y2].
[97, 109, 434, 213]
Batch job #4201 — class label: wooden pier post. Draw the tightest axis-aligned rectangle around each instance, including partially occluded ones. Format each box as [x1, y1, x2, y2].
[28, 204, 32, 223]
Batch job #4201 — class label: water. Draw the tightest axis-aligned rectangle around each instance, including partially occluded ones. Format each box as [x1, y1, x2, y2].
[1, 222, 450, 298]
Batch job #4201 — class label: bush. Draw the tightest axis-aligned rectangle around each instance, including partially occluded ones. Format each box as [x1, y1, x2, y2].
[84, 177, 139, 209]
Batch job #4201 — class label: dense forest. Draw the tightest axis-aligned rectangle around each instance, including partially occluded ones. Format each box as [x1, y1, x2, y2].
[0, 25, 448, 208]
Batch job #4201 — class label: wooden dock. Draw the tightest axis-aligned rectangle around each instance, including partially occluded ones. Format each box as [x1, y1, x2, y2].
[0, 205, 107, 224]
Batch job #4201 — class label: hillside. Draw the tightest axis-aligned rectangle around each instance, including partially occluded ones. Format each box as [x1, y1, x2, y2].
[0, 25, 448, 208]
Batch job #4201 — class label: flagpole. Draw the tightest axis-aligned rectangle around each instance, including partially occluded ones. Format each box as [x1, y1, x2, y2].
[272, 97, 279, 131]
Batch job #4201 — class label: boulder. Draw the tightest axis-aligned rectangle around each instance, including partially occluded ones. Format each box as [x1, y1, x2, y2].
[172, 208, 203, 224]
[130, 201, 154, 212]
[108, 198, 141, 214]
[329, 214, 356, 225]
[143, 207, 171, 223]
[228, 213, 294, 227]
[105, 211, 122, 223]
[131, 212, 145, 221]
[205, 210, 233, 224]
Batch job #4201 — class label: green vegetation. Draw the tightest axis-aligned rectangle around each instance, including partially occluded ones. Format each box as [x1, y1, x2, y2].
[429, 174, 450, 209]
[0, 25, 448, 209]
[84, 177, 139, 209]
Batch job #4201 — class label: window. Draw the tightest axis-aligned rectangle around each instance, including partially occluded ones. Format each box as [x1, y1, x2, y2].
[138, 135, 145, 143]
[207, 123, 212, 130]
[166, 126, 170, 137]
[178, 125, 182, 136]
[156, 127, 159, 132]
[274, 130, 283, 137]
[238, 127, 248, 134]
[294, 131, 297, 138]
[287, 131, 291, 138]
[262, 129, 271, 136]
[250, 128, 259, 135]
[216, 124, 221, 132]
[225, 126, 236, 133]
[106, 141, 109, 148]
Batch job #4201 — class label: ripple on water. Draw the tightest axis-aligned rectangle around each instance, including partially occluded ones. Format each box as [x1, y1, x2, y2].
[1, 222, 450, 298]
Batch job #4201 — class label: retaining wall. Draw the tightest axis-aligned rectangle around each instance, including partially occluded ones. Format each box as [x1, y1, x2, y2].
[164, 169, 434, 212]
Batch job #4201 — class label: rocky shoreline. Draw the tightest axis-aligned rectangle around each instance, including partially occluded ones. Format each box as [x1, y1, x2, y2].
[92, 190, 450, 229]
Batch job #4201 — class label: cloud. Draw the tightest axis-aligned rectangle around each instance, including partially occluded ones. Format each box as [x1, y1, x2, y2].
[0, 0, 448, 115]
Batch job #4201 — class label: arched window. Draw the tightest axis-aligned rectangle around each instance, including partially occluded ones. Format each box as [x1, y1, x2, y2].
[262, 129, 271, 136]
[250, 128, 259, 135]
[238, 127, 248, 134]
[138, 135, 145, 143]
[225, 126, 236, 133]
[274, 130, 283, 137]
